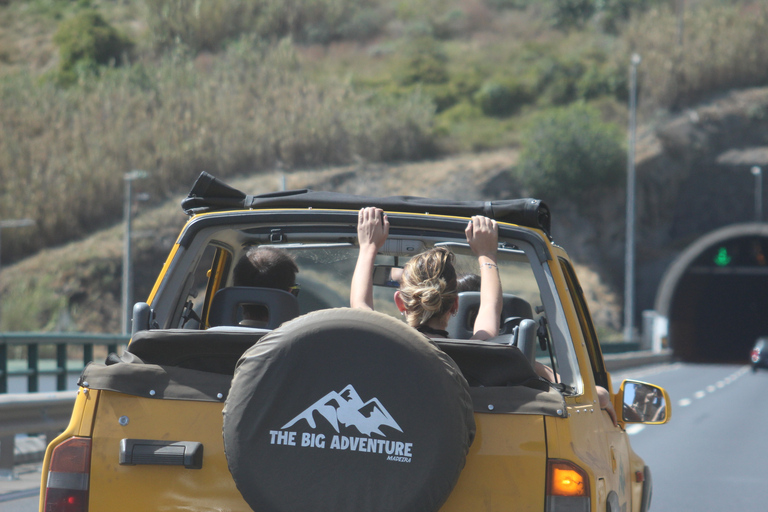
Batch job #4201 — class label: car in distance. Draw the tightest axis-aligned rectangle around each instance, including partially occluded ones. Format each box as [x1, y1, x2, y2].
[40, 172, 670, 512]
[751, 337, 768, 372]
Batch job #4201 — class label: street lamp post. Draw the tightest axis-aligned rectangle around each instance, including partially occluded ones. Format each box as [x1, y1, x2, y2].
[751, 166, 762, 222]
[0, 218, 36, 331]
[122, 170, 148, 335]
[624, 53, 641, 343]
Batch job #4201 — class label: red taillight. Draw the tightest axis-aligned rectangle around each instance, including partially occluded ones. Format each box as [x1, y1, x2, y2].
[752, 349, 760, 363]
[44, 437, 91, 512]
[546, 459, 590, 512]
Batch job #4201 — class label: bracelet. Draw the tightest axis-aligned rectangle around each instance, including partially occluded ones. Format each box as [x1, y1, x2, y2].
[481, 262, 498, 270]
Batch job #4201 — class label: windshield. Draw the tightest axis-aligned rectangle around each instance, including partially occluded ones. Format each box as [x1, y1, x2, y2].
[156, 213, 580, 392]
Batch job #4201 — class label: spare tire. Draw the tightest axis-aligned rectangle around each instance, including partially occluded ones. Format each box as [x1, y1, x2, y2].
[223, 308, 475, 512]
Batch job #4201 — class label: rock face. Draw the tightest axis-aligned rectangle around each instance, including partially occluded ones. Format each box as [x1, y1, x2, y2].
[552, 87, 768, 327]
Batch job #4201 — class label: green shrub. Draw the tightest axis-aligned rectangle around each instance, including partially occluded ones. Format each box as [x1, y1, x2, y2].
[534, 56, 583, 105]
[550, 0, 595, 29]
[338, 4, 391, 41]
[474, 80, 532, 117]
[398, 37, 450, 85]
[53, 9, 133, 80]
[420, 83, 460, 113]
[517, 103, 625, 201]
[436, 112, 520, 152]
[575, 59, 626, 101]
[484, 0, 531, 10]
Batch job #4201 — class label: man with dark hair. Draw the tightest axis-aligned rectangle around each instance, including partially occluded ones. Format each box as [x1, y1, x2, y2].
[231, 246, 299, 325]
[233, 246, 299, 291]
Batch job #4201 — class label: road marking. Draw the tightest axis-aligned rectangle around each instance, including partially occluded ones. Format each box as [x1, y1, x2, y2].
[675, 366, 749, 409]
[626, 424, 645, 435]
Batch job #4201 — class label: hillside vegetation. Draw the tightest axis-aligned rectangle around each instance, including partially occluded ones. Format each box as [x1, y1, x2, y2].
[1, 0, 768, 333]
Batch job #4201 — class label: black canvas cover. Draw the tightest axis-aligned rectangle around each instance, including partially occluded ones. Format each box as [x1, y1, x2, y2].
[77, 326, 565, 415]
[182, 171, 551, 235]
[222, 308, 475, 512]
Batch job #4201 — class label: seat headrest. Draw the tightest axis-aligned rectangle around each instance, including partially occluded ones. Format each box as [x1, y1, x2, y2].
[208, 287, 300, 329]
[446, 292, 534, 339]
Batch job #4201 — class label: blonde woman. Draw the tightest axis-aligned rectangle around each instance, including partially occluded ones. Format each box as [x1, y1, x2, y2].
[350, 207, 618, 425]
[351, 207, 502, 341]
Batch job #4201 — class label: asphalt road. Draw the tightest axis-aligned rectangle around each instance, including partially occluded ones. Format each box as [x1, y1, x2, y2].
[1, 493, 38, 512]
[615, 362, 765, 511]
[4, 362, 764, 511]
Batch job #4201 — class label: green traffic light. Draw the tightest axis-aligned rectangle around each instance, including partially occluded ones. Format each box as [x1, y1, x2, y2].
[714, 247, 732, 266]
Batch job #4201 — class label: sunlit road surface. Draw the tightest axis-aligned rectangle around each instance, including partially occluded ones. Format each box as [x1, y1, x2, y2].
[615, 362, 764, 511]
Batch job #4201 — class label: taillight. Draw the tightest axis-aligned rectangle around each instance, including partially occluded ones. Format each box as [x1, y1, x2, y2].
[44, 437, 91, 512]
[752, 349, 760, 363]
[546, 459, 590, 512]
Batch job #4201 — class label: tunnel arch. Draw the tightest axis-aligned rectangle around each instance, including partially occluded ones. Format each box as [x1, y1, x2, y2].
[655, 223, 768, 362]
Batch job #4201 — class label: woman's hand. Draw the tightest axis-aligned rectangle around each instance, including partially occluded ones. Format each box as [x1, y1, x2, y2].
[351, 207, 389, 311]
[465, 215, 498, 259]
[358, 207, 389, 252]
[466, 215, 502, 340]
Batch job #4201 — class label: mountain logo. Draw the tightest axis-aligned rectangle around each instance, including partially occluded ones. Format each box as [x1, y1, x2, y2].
[269, 384, 414, 463]
[282, 384, 402, 437]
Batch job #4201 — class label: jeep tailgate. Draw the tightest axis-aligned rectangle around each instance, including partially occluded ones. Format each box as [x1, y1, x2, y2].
[87, 391, 250, 511]
[440, 413, 547, 511]
[87, 391, 548, 511]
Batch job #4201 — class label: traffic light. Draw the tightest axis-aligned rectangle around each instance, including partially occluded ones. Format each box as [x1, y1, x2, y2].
[713, 247, 732, 267]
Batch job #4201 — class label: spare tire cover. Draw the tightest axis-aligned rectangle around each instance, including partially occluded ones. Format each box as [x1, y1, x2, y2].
[223, 308, 475, 512]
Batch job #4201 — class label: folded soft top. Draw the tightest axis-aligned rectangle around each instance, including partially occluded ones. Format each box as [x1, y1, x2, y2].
[181, 172, 551, 236]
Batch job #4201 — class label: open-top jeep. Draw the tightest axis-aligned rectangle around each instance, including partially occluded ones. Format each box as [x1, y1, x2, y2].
[41, 173, 670, 512]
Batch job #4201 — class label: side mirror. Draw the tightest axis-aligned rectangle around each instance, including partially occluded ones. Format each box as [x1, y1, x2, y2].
[131, 302, 156, 337]
[372, 265, 403, 288]
[618, 380, 671, 425]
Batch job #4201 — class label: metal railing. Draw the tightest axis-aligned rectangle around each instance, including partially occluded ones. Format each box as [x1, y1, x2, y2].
[0, 332, 127, 475]
[0, 332, 129, 394]
[0, 391, 77, 474]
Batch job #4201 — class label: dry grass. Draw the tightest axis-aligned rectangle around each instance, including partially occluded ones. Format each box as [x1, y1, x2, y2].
[625, 2, 768, 112]
[0, 40, 436, 260]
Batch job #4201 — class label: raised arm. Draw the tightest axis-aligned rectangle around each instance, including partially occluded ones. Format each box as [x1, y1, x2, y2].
[350, 207, 390, 310]
[465, 215, 502, 340]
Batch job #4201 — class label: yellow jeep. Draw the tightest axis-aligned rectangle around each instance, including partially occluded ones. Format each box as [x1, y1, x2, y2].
[40, 173, 670, 512]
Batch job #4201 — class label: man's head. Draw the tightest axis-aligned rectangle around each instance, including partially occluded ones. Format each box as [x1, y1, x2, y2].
[233, 246, 299, 292]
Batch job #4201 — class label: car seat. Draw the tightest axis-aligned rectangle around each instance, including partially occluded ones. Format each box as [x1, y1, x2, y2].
[446, 291, 534, 339]
[208, 286, 300, 329]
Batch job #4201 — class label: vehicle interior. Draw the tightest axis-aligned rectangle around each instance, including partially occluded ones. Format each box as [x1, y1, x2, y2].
[132, 215, 583, 397]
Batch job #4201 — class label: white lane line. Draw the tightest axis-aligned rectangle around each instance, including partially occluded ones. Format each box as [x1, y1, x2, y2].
[675, 366, 750, 409]
[626, 424, 645, 435]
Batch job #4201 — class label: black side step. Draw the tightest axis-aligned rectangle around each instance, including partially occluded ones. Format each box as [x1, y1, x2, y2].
[119, 439, 203, 469]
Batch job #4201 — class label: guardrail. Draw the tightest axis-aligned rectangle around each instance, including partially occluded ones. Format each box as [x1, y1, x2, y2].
[0, 332, 129, 394]
[0, 390, 77, 475]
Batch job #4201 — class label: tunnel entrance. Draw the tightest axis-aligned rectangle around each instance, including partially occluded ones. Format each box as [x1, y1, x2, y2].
[656, 225, 768, 363]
